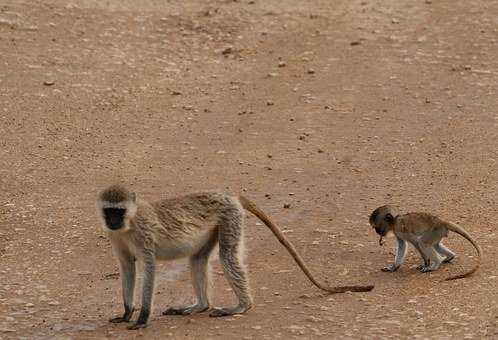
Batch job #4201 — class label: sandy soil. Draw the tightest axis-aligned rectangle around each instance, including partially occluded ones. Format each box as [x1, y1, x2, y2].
[0, 0, 497, 339]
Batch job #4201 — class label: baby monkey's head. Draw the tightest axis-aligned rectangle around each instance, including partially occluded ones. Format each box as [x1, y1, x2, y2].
[369, 205, 398, 237]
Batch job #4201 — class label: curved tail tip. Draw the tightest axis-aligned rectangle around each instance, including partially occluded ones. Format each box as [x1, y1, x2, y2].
[445, 275, 464, 281]
[357, 285, 375, 292]
[445, 272, 476, 281]
[330, 285, 374, 293]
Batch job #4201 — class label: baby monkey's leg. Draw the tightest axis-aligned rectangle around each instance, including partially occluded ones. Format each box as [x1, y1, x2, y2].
[382, 237, 407, 272]
[435, 242, 456, 263]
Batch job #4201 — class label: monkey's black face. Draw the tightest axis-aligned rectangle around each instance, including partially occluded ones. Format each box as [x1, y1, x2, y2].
[370, 207, 395, 237]
[370, 218, 391, 236]
[373, 225, 387, 236]
[103, 208, 127, 230]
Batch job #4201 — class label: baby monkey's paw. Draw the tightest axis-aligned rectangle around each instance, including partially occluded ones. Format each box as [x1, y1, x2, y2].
[127, 322, 147, 330]
[381, 265, 398, 272]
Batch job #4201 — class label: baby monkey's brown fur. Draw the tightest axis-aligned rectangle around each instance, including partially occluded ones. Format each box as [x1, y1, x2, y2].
[97, 185, 374, 329]
[369, 205, 482, 281]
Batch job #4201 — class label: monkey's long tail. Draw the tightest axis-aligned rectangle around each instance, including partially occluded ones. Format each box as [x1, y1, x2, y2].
[238, 195, 374, 293]
[445, 222, 482, 281]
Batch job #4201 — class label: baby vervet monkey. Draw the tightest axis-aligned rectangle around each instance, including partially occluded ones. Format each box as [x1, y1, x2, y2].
[369, 205, 482, 281]
[97, 185, 374, 329]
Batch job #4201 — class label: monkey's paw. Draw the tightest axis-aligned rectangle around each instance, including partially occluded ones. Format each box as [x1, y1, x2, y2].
[381, 265, 398, 272]
[209, 308, 233, 317]
[419, 266, 434, 273]
[163, 305, 209, 316]
[109, 316, 130, 323]
[127, 322, 147, 330]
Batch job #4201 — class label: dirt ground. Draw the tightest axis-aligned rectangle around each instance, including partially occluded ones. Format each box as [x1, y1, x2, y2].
[0, 0, 497, 339]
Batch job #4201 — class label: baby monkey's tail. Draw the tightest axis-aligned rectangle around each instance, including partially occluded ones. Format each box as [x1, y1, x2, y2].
[444, 222, 482, 281]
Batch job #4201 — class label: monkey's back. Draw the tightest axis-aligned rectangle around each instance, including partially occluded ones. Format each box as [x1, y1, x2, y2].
[150, 191, 240, 237]
[396, 213, 448, 235]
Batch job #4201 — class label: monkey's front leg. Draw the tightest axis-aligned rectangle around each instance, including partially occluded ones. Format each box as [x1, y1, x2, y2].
[128, 252, 156, 330]
[110, 250, 136, 323]
[382, 237, 407, 272]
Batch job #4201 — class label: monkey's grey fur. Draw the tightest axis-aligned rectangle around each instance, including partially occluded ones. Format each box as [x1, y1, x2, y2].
[369, 205, 482, 281]
[97, 185, 374, 329]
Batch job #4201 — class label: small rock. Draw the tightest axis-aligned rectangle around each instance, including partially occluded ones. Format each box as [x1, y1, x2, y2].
[283, 203, 291, 209]
[0, 328, 15, 333]
[278, 61, 286, 67]
[24, 25, 39, 31]
[77, 271, 91, 276]
[392, 18, 400, 24]
[350, 41, 361, 46]
[266, 100, 274, 106]
[222, 47, 233, 55]
[43, 80, 55, 86]
[305, 316, 322, 323]
[307, 68, 315, 74]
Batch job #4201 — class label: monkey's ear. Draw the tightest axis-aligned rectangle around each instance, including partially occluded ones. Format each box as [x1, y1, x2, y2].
[131, 192, 136, 202]
[385, 213, 394, 224]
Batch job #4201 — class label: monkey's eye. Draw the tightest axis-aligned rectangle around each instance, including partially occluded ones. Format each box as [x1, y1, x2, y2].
[104, 208, 126, 230]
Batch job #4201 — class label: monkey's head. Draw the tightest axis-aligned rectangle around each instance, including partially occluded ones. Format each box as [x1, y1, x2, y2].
[369, 205, 397, 236]
[97, 184, 137, 232]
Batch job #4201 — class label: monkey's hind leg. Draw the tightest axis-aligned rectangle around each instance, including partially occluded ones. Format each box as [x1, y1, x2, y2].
[210, 213, 253, 317]
[435, 242, 456, 263]
[163, 230, 218, 316]
[417, 242, 442, 273]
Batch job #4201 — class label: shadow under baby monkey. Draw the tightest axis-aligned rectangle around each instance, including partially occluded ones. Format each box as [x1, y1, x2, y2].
[369, 205, 482, 281]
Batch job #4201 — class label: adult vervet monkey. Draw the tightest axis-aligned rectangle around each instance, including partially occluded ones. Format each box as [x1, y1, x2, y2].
[97, 184, 374, 329]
